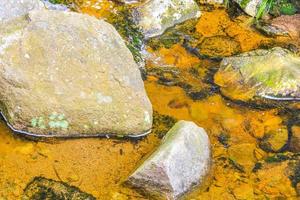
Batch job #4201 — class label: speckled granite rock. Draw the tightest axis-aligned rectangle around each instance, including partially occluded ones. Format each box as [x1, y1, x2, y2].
[0, 0, 44, 21]
[133, 0, 201, 38]
[126, 120, 211, 199]
[0, 10, 152, 137]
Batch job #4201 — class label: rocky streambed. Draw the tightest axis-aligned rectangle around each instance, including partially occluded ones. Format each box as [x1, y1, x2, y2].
[0, 0, 300, 199]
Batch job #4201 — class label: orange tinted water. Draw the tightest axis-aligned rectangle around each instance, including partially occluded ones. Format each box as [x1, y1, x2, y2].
[0, 1, 299, 199]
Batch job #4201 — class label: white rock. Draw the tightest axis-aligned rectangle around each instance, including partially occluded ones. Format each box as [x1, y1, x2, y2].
[127, 120, 211, 199]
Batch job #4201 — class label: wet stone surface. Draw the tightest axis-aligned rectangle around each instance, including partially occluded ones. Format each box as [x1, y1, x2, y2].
[126, 121, 211, 199]
[0, 10, 152, 137]
[214, 47, 300, 102]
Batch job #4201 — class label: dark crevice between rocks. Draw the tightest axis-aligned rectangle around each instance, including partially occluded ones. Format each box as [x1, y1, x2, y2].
[183, 39, 223, 62]
[217, 132, 230, 148]
[146, 19, 199, 50]
[226, 0, 246, 19]
[252, 162, 263, 172]
[251, 153, 300, 174]
[289, 160, 300, 193]
[258, 131, 291, 154]
[258, 41, 299, 53]
[219, 93, 296, 111]
[152, 111, 177, 139]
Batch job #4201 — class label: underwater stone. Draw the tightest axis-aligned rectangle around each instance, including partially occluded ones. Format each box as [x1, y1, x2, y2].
[126, 120, 211, 199]
[23, 177, 96, 200]
[133, 0, 201, 39]
[196, 35, 241, 58]
[259, 126, 289, 153]
[290, 126, 300, 153]
[0, 0, 44, 21]
[0, 10, 152, 137]
[214, 47, 300, 102]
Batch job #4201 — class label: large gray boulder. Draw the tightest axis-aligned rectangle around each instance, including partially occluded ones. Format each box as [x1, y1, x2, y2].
[0, 10, 152, 137]
[133, 0, 201, 39]
[214, 47, 300, 102]
[0, 0, 44, 21]
[126, 120, 211, 199]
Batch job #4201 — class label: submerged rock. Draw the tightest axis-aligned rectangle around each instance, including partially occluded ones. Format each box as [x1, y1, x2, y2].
[228, 143, 257, 173]
[259, 126, 289, 153]
[133, 0, 201, 39]
[23, 177, 96, 200]
[0, 0, 44, 21]
[214, 47, 300, 102]
[196, 36, 241, 58]
[0, 10, 152, 137]
[290, 126, 300, 152]
[126, 120, 211, 199]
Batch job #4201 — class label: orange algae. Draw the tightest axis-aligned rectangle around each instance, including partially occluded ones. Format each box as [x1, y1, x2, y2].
[195, 9, 290, 52]
[76, 0, 116, 19]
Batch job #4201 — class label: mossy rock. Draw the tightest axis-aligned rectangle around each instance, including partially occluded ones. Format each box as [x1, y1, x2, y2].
[107, 6, 145, 67]
[214, 47, 300, 104]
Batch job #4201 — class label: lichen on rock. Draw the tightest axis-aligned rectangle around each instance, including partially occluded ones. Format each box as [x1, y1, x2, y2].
[0, 10, 153, 137]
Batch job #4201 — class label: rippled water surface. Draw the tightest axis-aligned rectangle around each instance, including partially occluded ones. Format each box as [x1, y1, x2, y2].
[1, 1, 300, 199]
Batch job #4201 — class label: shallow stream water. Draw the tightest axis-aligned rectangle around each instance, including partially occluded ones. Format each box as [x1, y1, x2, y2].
[0, 1, 300, 199]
